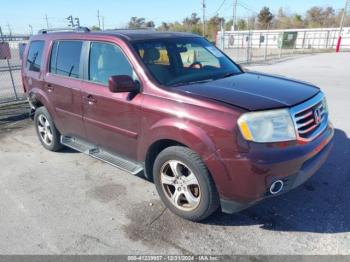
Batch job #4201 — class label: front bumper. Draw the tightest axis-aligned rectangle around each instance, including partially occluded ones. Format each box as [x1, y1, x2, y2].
[214, 123, 334, 214]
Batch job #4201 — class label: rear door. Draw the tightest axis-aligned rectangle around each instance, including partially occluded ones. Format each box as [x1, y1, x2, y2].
[81, 41, 142, 160]
[44, 40, 85, 137]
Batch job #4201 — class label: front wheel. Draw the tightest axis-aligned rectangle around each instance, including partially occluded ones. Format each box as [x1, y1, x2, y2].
[153, 146, 220, 221]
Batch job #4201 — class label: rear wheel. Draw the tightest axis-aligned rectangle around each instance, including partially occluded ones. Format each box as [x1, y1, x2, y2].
[34, 107, 63, 152]
[153, 146, 219, 221]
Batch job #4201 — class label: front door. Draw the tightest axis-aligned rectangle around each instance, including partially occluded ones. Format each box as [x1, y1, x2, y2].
[82, 41, 142, 160]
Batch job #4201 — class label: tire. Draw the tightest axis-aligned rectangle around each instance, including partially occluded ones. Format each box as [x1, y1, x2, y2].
[153, 146, 220, 221]
[34, 107, 63, 152]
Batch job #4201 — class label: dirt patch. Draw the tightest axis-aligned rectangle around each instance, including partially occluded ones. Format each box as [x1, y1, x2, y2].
[123, 200, 219, 254]
[86, 184, 127, 203]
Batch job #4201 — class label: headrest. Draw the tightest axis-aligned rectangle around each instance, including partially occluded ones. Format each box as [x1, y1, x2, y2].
[143, 48, 160, 63]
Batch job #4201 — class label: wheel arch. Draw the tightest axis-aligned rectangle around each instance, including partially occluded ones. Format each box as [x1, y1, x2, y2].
[140, 119, 220, 181]
[28, 88, 56, 120]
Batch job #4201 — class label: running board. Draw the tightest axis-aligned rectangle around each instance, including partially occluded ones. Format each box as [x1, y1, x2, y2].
[61, 136, 143, 175]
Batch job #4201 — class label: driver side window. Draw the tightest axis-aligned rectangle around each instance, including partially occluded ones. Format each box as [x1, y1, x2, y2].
[89, 42, 134, 85]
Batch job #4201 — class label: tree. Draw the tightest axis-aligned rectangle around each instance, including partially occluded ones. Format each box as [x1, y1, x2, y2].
[236, 19, 247, 30]
[225, 19, 233, 30]
[305, 6, 336, 28]
[207, 15, 225, 39]
[183, 13, 201, 27]
[90, 26, 101, 31]
[127, 17, 155, 29]
[182, 13, 201, 35]
[158, 22, 170, 31]
[145, 21, 155, 28]
[257, 7, 274, 29]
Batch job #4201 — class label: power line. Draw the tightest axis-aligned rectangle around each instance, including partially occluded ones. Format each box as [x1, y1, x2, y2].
[211, 0, 226, 16]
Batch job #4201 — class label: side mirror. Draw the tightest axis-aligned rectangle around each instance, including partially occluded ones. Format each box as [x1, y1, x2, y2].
[108, 75, 136, 93]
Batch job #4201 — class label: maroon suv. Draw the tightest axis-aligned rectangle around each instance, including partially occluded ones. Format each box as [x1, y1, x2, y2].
[22, 28, 333, 221]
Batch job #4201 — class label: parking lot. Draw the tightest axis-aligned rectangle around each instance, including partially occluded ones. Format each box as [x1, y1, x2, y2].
[0, 52, 349, 255]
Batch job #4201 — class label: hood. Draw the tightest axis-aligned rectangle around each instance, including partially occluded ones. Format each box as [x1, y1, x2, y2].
[172, 72, 320, 111]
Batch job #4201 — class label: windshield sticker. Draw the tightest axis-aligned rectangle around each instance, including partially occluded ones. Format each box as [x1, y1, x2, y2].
[206, 46, 224, 58]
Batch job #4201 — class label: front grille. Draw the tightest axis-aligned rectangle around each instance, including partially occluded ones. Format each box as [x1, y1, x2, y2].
[290, 93, 328, 141]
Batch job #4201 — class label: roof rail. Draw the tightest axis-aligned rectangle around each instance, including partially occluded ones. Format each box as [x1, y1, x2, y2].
[111, 27, 156, 31]
[38, 27, 90, 34]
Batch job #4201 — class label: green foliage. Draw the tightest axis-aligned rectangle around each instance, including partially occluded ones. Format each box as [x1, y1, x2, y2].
[123, 5, 349, 39]
[127, 17, 155, 29]
[257, 7, 274, 29]
[90, 26, 101, 31]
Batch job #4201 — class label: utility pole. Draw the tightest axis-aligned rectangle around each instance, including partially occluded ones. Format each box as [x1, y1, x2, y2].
[336, 0, 349, 52]
[45, 14, 50, 29]
[7, 23, 12, 36]
[29, 24, 33, 35]
[202, 0, 206, 36]
[97, 10, 101, 29]
[232, 0, 237, 31]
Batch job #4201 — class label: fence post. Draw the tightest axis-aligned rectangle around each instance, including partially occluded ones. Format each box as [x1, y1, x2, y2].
[246, 31, 251, 63]
[220, 20, 225, 51]
[264, 24, 270, 62]
[7, 59, 18, 100]
[0, 26, 19, 100]
[264, 33, 268, 61]
[279, 32, 283, 58]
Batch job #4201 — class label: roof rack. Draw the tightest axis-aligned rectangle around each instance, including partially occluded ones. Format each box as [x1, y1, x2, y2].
[38, 27, 90, 34]
[110, 27, 156, 31]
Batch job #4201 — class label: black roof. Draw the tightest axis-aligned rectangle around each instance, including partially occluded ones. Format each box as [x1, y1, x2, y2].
[95, 29, 200, 41]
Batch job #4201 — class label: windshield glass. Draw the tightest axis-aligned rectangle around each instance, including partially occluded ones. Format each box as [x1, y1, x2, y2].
[131, 37, 242, 87]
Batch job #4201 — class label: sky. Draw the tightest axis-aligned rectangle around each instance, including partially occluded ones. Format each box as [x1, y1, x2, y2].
[0, 0, 346, 34]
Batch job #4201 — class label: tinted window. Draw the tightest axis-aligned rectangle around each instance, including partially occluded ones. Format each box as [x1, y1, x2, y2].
[50, 41, 82, 78]
[26, 41, 44, 72]
[89, 42, 133, 85]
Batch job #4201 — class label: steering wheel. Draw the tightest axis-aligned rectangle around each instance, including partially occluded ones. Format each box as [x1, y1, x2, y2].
[189, 61, 203, 69]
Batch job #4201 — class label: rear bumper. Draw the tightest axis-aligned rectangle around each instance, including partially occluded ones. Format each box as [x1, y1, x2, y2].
[214, 123, 334, 214]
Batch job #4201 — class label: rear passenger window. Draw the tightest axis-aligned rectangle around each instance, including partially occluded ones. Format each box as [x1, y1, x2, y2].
[26, 41, 44, 72]
[50, 41, 82, 78]
[89, 42, 133, 85]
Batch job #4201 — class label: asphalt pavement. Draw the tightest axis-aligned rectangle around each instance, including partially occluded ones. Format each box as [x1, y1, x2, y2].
[0, 52, 349, 255]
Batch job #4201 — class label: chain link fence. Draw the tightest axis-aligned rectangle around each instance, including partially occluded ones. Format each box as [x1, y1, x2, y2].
[0, 34, 29, 104]
[216, 27, 350, 64]
[0, 29, 349, 104]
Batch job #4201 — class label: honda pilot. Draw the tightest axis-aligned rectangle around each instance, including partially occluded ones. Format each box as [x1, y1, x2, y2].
[22, 28, 334, 221]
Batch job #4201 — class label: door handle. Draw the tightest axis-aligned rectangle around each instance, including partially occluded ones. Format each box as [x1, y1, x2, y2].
[46, 84, 54, 93]
[86, 94, 97, 105]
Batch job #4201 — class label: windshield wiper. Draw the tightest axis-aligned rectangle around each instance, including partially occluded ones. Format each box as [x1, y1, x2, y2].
[218, 71, 240, 79]
[170, 78, 214, 87]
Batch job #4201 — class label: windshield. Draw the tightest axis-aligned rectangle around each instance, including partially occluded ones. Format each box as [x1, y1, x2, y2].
[131, 37, 242, 87]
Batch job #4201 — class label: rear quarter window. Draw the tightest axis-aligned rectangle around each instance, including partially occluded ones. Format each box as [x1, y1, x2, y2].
[26, 41, 45, 72]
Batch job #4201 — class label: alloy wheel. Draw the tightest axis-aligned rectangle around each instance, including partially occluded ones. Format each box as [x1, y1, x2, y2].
[160, 160, 201, 211]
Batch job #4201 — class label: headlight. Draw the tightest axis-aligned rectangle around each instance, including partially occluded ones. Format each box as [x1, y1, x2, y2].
[238, 109, 296, 143]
